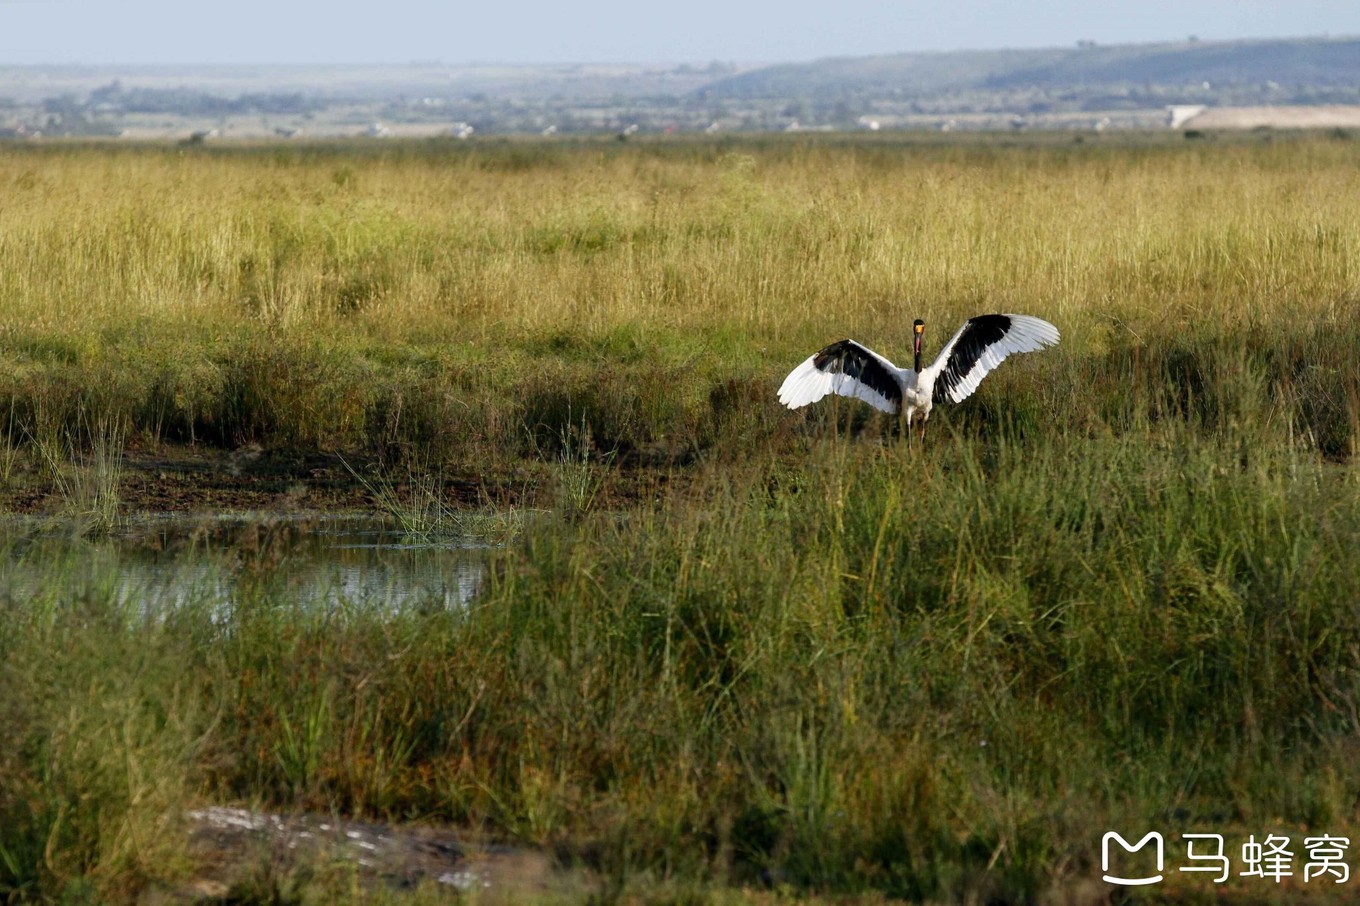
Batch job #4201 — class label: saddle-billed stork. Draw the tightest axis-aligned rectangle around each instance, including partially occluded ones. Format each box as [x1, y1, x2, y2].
[777, 314, 1060, 439]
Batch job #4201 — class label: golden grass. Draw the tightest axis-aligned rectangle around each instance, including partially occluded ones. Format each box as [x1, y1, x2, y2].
[2, 137, 1357, 352]
[0, 135, 1355, 481]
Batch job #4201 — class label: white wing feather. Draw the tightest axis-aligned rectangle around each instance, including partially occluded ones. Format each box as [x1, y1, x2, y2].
[926, 315, 1060, 404]
[777, 341, 903, 414]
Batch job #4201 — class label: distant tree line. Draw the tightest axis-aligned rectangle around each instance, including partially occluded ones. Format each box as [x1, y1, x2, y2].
[82, 80, 322, 116]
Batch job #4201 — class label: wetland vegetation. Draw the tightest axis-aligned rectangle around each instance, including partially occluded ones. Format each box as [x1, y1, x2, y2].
[3, 133, 1360, 902]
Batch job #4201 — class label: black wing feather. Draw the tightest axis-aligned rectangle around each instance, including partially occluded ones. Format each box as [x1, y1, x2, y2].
[932, 315, 1011, 405]
[813, 340, 903, 407]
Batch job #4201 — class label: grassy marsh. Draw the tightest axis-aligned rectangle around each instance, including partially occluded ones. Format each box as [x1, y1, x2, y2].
[2, 134, 1358, 471]
[2, 133, 1360, 902]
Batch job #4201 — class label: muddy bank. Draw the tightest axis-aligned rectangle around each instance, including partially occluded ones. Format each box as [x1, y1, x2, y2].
[1, 442, 515, 517]
[153, 806, 584, 903]
[1, 438, 683, 520]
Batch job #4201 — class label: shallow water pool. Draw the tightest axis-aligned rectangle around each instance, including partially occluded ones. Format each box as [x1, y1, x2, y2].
[0, 515, 488, 617]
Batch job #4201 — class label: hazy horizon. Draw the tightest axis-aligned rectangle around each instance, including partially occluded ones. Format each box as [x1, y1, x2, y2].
[2, 0, 1359, 66]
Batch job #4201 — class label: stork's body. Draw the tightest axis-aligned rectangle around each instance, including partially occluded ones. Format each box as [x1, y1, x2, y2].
[777, 314, 1060, 438]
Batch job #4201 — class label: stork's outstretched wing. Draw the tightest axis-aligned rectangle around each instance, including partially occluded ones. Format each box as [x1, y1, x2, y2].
[778, 339, 903, 414]
[928, 314, 1060, 405]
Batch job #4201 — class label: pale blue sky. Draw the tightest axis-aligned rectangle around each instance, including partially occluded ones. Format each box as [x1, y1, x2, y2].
[0, 0, 1356, 65]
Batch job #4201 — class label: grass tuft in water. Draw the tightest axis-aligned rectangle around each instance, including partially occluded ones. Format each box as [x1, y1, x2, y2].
[28, 409, 126, 536]
[341, 453, 455, 540]
[341, 453, 529, 543]
[552, 415, 615, 519]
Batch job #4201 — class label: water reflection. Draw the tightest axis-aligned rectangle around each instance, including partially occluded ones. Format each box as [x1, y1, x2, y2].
[0, 516, 487, 615]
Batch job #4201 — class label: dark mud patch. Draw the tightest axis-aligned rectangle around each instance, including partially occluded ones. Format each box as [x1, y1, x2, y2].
[1, 442, 517, 517]
[1, 439, 682, 519]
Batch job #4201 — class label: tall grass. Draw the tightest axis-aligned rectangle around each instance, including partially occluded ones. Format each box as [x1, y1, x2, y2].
[3, 134, 1360, 902]
[5, 429, 1360, 901]
[1, 135, 1358, 469]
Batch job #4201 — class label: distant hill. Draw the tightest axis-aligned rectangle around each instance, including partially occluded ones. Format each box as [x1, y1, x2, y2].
[5, 36, 1360, 137]
[701, 36, 1360, 101]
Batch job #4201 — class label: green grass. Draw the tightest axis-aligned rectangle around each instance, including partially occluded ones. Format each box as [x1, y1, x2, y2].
[3, 133, 1360, 902]
[6, 431, 1360, 902]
